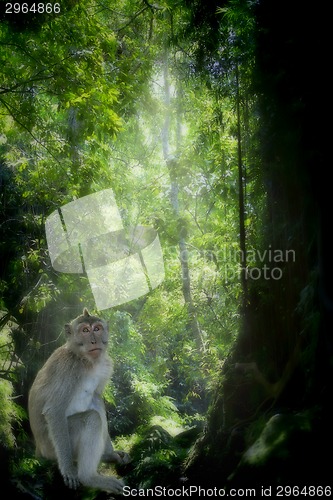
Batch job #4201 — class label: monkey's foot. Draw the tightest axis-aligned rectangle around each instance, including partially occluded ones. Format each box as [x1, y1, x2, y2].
[106, 477, 125, 495]
[80, 474, 125, 494]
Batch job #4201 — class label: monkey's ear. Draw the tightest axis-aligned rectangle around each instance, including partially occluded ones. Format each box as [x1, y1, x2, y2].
[65, 324, 72, 336]
[83, 307, 91, 317]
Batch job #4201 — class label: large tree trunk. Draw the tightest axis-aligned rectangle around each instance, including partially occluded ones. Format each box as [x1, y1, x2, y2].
[183, 0, 331, 487]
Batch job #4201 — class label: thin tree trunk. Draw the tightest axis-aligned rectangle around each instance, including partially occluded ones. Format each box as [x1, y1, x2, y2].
[162, 49, 204, 351]
[235, 64, 248, 303]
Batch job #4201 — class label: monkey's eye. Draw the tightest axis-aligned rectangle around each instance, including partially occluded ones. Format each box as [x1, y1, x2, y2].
[94, 325, 101, 332]
[82, 327, 90, 333]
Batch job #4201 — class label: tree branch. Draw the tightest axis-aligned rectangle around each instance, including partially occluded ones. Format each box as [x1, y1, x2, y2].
[0, 97, 62, 164]
[142, 0, 163, 12]
[0, 73, 54, 95]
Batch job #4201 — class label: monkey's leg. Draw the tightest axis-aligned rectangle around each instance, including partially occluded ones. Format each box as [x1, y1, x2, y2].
[76, 410, 125, 494]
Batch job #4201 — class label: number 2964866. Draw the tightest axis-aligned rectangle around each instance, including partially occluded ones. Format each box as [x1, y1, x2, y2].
[5, 3, 61, 14]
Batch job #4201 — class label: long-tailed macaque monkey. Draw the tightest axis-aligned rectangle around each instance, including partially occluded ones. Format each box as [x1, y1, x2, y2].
[28, 308, 129, 494]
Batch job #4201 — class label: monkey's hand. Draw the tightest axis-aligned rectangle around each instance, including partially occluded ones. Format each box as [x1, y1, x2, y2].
[114, 450, 132, 465]
[61, 464, 80, 490]
[102, 449, 131, 465]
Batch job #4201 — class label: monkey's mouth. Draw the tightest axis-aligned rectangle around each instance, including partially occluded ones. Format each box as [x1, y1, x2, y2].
[88, 348, 102, 357]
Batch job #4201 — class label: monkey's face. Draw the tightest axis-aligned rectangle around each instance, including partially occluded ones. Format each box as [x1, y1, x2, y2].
[76, 320, 109, 360]
[66, 310, 109, 361]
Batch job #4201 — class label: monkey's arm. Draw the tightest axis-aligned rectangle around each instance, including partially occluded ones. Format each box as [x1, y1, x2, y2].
[43, 407, 80, 489]
[40, 351, 81, 490]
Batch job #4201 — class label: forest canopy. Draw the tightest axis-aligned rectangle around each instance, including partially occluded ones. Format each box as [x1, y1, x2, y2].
[0, 0, 331, 496]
